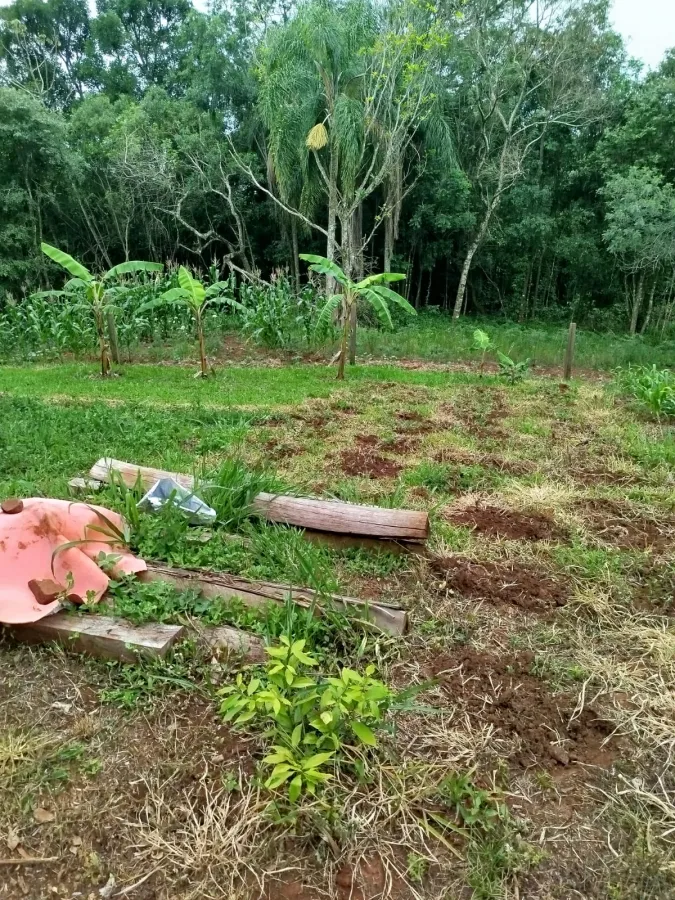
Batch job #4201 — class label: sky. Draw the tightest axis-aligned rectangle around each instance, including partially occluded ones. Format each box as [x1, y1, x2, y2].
[0, 0, 673, 71]
[610, 0, 674, 69]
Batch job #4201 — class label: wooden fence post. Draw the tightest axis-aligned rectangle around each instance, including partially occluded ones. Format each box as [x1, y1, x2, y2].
[563, 322, 576, 380]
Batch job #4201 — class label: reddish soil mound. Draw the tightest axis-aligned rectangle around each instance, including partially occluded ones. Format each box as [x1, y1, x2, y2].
[447, 503, 565, 542]
[264, 439, 298, 461]
[431, 556, 568, 611]
[339, 447, 402, 478]
[381, 436, 421, 455]
[577, 499, 674, 552]
[396, 410, 426, 422]
[428, 650, 615, 769]
[355, 433, 379, 447]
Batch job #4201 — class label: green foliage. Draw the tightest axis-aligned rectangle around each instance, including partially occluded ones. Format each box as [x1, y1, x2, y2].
[140, 266, 242, 376]
[35, 242, 163, 375]
[219, 636, 392, 802]
[496, 351, 531, 384]
[615, 365, 675, 419]
[300, 253, 414, 378]
[239, 273, 328, 349]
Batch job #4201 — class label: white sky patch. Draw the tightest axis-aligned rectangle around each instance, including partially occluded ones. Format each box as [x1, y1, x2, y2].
[611, 0, 674, 69]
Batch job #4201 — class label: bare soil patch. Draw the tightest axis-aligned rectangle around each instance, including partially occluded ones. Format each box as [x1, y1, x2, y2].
[576, 498, 675, 552]
[431, 555, 568, 611]
[339, 447, 403, 478]
[427, 649, 616, 770]
[446, 502, 566, 542]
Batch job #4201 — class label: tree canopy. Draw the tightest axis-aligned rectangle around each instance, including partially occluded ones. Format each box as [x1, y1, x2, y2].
[1, 0, 674, 335]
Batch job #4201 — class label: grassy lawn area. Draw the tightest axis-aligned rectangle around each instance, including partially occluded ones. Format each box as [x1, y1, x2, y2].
[1, 359, 674, 899]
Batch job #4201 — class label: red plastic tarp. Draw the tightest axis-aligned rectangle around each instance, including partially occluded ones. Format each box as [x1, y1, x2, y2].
[0, 499, 146, 624]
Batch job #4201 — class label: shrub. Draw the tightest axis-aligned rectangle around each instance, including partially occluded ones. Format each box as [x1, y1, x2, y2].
[219, 636, 392, 801]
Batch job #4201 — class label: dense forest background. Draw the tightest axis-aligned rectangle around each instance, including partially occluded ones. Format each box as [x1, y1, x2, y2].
[1, 0, 674, 336]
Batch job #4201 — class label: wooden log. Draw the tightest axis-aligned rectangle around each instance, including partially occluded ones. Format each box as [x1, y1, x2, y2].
[89, 458, 429, 543]
[252, 493, 429, 541]
[9, 613, 185, 662]
[141, 564, 408, 635]
[89, 458, 195, 492]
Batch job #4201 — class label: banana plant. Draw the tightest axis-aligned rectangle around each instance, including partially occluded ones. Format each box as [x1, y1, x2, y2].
[299, 254, 415, 379]
[140, 266, 243, 377]
[34, 243, 163, 376]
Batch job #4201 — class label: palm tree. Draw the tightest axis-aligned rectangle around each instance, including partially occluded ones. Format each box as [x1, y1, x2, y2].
[300, 253, 415, 379]
[246, 0, 448, 285]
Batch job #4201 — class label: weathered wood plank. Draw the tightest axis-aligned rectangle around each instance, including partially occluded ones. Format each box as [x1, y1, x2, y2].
[141, 564, 408, 635]
[89, 458, 430, 542]
[9, 613, 185, 662]
[89, 458, 195, 492]
[252, 493, 429, 541]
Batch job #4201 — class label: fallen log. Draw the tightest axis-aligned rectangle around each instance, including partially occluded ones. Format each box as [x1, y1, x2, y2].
[252, 493, 429, 541]
[8, 611, 264, 664]
[141, 563, 408, 635]
[9, 613, 184, 662]
[88, 458, 429, 542]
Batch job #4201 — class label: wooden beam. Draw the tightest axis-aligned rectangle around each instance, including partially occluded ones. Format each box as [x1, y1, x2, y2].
[89, 458, 195, 492]
[89, 458, 430, 542]
[252, 493, 429, 541]
[141, 564, 408, 635]
[8, 613, 185, 662]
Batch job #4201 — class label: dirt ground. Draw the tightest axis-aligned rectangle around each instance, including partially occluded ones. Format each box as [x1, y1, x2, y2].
[1, 362, 675, 900]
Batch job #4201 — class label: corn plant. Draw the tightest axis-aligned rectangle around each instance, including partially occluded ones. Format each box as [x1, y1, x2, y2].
[615, 365, 675, 419]
[34, 243, 163, 376]
[219, 635, 392, 802]
[140, 266, 242, 376]
[299, 253, 415, 379]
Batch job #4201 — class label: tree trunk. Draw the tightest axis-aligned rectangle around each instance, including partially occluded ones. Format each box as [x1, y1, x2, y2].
[348, 301, 357, 365]
[290, 216, 300, 291]
[453, 236, 480, 319]
[384, 214, 394, 274]
[354, 203, 364, 281]
[197, 316, 207, 376]
[640, 280, 657, 335]
[630, 272, 645, 335]
[337, 300, 349, 380]
[106, 309, 120, 365]
[94, 310, 110, 377]
[326, 147, 339, 295]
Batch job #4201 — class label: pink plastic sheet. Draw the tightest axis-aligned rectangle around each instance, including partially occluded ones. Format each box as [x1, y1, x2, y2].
[0, 499, 146, 624]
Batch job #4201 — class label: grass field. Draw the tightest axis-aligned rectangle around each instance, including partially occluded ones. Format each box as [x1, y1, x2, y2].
[1, 357, 674, 900]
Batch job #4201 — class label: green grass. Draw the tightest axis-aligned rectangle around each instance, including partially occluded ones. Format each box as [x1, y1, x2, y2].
[358, 315, 675, 370]
[0, 361, 490, 407]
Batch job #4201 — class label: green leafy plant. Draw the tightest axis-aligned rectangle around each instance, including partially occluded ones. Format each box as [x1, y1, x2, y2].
[497, 351, 531, 384]
[615, 365, 675, 419]
[35, 244, 163, 376]
[438, 771, 504, 830]
[471, 328, 494, 374]
[299, 254, 416, 379]
[140, 266, 243, 376]
[219, 635, 392, 801]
